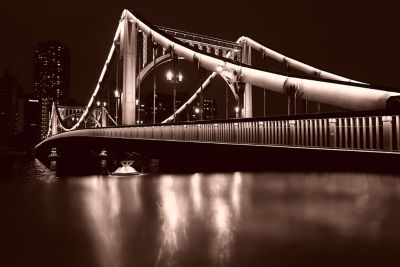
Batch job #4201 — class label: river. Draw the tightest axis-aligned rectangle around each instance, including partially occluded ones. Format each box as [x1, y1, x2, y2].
[0, 156, 400, 267]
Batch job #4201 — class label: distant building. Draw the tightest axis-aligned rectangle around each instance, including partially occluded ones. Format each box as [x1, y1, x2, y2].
[0, 70, 24, 145]
[143, 92, 190, 123]
[33, 40, 70, 139]
[191, 98, 217, 121]
[143, 93, 172, 123]
[23, 96, 40, 145]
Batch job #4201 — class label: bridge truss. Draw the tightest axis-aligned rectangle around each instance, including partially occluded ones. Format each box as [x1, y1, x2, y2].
[46, 9, 400, 139]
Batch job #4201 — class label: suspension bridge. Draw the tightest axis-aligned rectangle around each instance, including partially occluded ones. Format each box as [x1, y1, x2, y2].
[35, 9, 400, 171]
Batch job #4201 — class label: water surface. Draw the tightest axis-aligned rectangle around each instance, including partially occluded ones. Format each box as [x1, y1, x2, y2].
[1, 157, 400, 267]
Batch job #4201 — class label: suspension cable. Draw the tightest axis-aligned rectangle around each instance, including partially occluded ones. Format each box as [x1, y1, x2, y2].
[52, 20, 123, 132]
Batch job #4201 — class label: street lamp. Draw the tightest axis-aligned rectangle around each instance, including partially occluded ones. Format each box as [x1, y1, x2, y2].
[96, 100, 101, 107]
[115, 89, 120, 124]
[103, 102, 107, 107]
[194, 107, 200, 120]
[166, 70, 183, 122]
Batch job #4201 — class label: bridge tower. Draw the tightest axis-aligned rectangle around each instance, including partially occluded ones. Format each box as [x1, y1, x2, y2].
[120, 12, 137, 125]
[242, 40, 252, 118]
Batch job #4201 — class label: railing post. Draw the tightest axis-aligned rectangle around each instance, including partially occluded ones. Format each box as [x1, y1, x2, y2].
[382, 116, 393, 151]
[329, 118, 337, 148]
[197, 124, 201, 142]
[214, 124, 218, 142]
[259, 122, 264, 144]
[289, 120, 296, 146]
[368, 117, 373, 149]
[396, 116, 400, 151]
[234, 123, 239, 143]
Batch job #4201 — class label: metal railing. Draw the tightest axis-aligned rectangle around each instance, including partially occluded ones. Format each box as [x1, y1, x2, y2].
[48, 112, 400, 153]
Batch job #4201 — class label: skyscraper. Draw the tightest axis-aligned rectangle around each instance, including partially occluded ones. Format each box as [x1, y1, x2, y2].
[33, 41, 70, 139]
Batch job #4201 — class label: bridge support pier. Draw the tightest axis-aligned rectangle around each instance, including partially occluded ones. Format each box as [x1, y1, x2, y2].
[101, 107, 108, 127]
[121, 17, 137, 125]
[242, 42, 252, 118]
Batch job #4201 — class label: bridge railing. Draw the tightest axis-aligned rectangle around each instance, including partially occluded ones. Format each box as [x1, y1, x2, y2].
[65, 112, 400, 153]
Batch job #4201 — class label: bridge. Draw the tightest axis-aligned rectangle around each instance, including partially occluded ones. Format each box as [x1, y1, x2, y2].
[35, 9, 400, 172]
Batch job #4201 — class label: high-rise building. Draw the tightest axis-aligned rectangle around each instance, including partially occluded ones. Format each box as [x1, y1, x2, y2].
[191, 98, 217, 121]
[0, 70, 24, 146]
[143, 92, 190, 123]
[33, 40, 70, 139]
[23, 96, 40, 145]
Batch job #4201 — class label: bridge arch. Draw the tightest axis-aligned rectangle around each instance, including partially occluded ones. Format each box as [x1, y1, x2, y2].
[61, 113, 101, 129]
[137, 53, 240, 123]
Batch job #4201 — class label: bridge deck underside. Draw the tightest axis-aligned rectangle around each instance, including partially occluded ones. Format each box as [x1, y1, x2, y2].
[35, 135, 400, 172]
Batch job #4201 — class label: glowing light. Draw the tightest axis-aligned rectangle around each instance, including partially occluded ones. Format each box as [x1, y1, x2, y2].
[96, 101, 101, 106]
[231, 172, 242, 217]
[211, 196, 232, 265]
[234, 106, 239, 113]
[81, 176, 122, 266]
[114, 90, 120, 98]
[178, 72, 183, 82]
[191, 173, 202, 213]
[195, 107, 200, 114]
[214, 198, 229, 230]
[166, 70, 173, 81]
[158, 175, 188, 263]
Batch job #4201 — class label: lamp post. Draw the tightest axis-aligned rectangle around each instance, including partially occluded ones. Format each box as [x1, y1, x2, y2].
[166, 70, 183, 122]
[114, 90, 120, 125]
[152, 41, 158, 124]
[194, 107, 200, 120]
[235, 106, 240, 118]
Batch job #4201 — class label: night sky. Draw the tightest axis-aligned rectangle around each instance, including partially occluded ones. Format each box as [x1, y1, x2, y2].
[2, 0, 400, 108]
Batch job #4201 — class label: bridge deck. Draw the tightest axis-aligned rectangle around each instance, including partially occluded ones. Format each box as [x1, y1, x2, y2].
[36, 110, 400, 172]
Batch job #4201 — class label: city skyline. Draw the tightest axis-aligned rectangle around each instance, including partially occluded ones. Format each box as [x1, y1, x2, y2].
[33, 40, 70, 139]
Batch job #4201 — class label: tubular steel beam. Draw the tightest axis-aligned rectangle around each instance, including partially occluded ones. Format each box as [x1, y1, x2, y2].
[124, 9, 399, 112]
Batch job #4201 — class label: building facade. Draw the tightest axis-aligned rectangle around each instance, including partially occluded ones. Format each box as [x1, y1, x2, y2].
[33, 41, 70, 139]
[191, 98, 217, 121]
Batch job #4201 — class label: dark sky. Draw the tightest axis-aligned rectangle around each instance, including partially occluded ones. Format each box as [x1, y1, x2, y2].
[2, 0, 400, 104]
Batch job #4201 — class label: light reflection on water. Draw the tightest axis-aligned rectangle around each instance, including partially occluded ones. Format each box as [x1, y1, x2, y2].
[2, 158, 400, 266]
[157, 175, 188, 266]
[78, 176, 123, 267]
